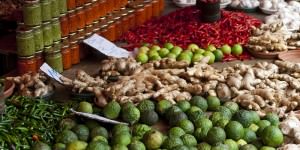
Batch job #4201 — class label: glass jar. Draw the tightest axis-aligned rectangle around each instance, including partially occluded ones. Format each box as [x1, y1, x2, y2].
[32, 25, 44, 52]
[76, 0, 86, 7]
[121, 0, 128, 7]
[70, 41, 80, 64]
[35, 51, 44, 70]
[51, 0, 60, 18]
[135, 5, 146, 26]
[145, 2, 152, 20]
[61, 45, 72, 69]
[76, 7, 86, 29]
[114, 17, 122, 39]
[92, 0, 100, 20]
[61, 36, 69, 46]
[16, 29, 35, 57]
[115, 0, 120, 10]
[159, 0, 164, 13]
[106, 21, 116, 41]
[41, 0, 52, 21]
[60, 13, 69, 37]
[85, 24, 93, 34]
[98, 0, 107, 17]
[45, 50, 63, 73]
[68, 10, 78, 33]
[18, 56, 37, 75]
[42, 22, 53, 46]
[121, 12, 129, 33]
[107, 0, 113, 13]
[67, 0, 76, 10]
[85, 3, 94, 25]
[23, 0, 42, 26]
[77, 28, 85, 38]
[52, 18, 61, 42]
[152, 0, 159, 17]
[93, 28, 100, 34]
[59, 0, 68, 14]
[44, 45, 53, 53]
[69, 32, 78, 42]
[128, 9, 136, 29]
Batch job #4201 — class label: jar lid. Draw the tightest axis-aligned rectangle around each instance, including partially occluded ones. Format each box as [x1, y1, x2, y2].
[86, 24, 93, 28]
[85, 32, 93, 37]
[17, 28, 33, 34]
[128, 9, 135, 13]
[100, 24, 108, 28]
[70, 41, 78, 44]
[68, 10, 75, 13]
[120, 7, 126, 10]
[84, 2, 92, 6]
[60, 13, 67, 17]
[61, 36, 68, 40]
[52, 49, 61, 53]
[69, 32, 76, 36]
[99, 17, 106, 21]
[42, 21, 51, 25]
[62, 45, 70, 48]
[93, 28, 100, 32]
[53, 41, 61, 44]
[137, 4, 144, 8]
[24, 0, 40, 4]
[18, 55, 35, 59]
[52, 17, 59, 22]
[78, 36, 85, 40]
[76, 6, 84, 10]
[31, 25, 41, 29]
[107, 20, 114, 24]
[35, 50, 43, 54]
[114, 16, 121, 20]
[93, 21, 99, 24]
[77, 28, 84, 32]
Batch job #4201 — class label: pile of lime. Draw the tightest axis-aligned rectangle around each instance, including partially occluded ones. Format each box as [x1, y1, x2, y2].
[52, 97, 283, 150]
[135, 43, 243, 64]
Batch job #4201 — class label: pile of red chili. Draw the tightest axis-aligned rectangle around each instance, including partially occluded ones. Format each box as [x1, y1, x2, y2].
[120, 6, 261, 61]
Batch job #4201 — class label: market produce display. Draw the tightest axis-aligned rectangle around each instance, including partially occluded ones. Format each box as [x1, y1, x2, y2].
[50, 98, 283, 150]
[135, 43, 243, 65]
[264, 1, 300, 31]
[120, 6, 261, 60]
[259, 0, 286, 11]
[0, 96, 73, 149]
[5, 72, 54, 97]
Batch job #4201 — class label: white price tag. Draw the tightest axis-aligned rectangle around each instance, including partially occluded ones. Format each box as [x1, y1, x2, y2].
[40, 63, 63, 83]
[83, 34, 132, 58]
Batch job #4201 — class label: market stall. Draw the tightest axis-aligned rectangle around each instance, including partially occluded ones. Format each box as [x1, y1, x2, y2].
[1, 0, 300, 150]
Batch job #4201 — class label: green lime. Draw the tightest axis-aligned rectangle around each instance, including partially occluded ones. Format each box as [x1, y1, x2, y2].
[211, 143, 229, 150]
[176, 100, 191, 112]
[181, 134, 197, 146]
[148, 49, 159, 58]
[149, 54, 161, 61]
[77, 101, 93, 113]
[168, 111, 188, 126]
[217, 106, 232, 119]
[251, 140, 263, 149]
[159, 48, 170, 58]
[224, 139, 238, 150]
[86, 141, 110, 150]
[197, 142, 211, 150]
[233, 110, 255, 128]
[172, 145, 189, 150]
[168, 127, 186, 137]
[103, 101, 121, 119]
[167, 53, 177, 59]
[165, 106, 182, 118]
[138, 46, 150, 53]
[137, 99, 155, 112]
[190, 96, 208, 111]
[128, 140, 146, 150]
[91, 136, 108, 143]
[240, 144, 257, 150]
[72, 124, 90, 141]
[187, 43, 200, 51]
[186, 106, 202, 116]
[194, 117, 213, 129]
[215, 118, 230, 128]
[177, 119, 195, 134]
[66, 140, 88, 150]
[132, 124, 151, 138]
[260, 146, 276, 150]
[261, 126, 283, 147]
[210, 112, 224, 125]
[112, 124, 130, 136]
[249, 124, 259, 132]
[162, 137, 183, 149]
[32, 142, 51, 150]
[250, 111, 260, 124]
[243, 128, 257, 143]
[195, 48, 206, 54]
[112, 144, 128, 150]
[206, 96, 220, 111]
[223, 102, 239, 114]
[156, 99, 172, 115]
[112, 132, 131, 146]
[206, 127, 226, 145]
[136, 53, 149, 64]
[171, 46, 183, 56]
[177, 52, 192, 65]
[232, 44, 243, 56]
[60, 118, 77, 130]
[192, 53, 204, 64]
[164, 42, 174, 50]
[206, 45, 216, 51]
[140, 110, 159, 126]
[143, 130, 164, 149]
[220, 44, 231, 55]
[53, 143, 66, 150]
[121, 105, 140, 125]
[183, 50, 193, 58]
[150, 45, 161, 51]
[203, 51, 215, 64]
[257, 120, 271, 136]
[56, 130, 78, 144]
[263, 113, 279, 126]
[187, 109, 205, 123]
[90, 126, 109, 139]
[213, 50, 223, 62]
[225, 121, 244, 140]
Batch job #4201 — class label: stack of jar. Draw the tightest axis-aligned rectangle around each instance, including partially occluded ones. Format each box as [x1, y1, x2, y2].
[16, 0, 66, 74]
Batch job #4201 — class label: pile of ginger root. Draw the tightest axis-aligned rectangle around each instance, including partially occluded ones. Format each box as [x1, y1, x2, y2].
[60, 56, 300, 117]
[246, 21, 300, 53]
[6, 72, 54, 97]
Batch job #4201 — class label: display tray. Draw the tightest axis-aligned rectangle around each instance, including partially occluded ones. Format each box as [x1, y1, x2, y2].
[247, 48, 287, 59]
[278, 50, 300, 63]
[259, 7, 278, 14]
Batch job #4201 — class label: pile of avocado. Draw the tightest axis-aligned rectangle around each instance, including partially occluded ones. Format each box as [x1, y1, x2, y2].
[36, 96, 283, 150]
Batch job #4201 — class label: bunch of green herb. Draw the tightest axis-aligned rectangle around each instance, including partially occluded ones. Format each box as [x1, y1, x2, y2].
[0, 96, 74, 150]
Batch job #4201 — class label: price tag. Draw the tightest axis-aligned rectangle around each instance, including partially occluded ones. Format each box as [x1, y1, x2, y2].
[40, 63, 63, 83]
[83, 34, 132, 58]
